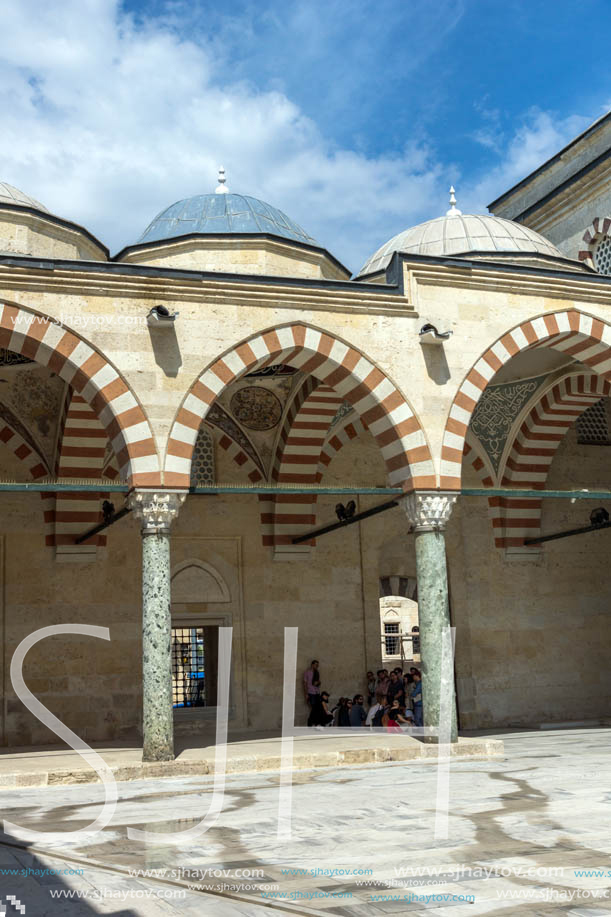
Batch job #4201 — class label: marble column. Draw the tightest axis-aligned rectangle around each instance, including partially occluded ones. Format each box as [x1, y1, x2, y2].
[128, 489, 187, 762]
[402, 490, 458, 744]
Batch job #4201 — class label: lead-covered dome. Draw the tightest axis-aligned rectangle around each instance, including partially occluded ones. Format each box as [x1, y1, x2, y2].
[0, 182, 49, 213]
[138, 192, 318, 247]
[358, 211, 567, 277]
[118, 169, 349, 281]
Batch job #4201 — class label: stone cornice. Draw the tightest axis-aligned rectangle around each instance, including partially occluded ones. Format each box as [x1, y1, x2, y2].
[405, 259, 611, 308]
[0, 259, 417, 317]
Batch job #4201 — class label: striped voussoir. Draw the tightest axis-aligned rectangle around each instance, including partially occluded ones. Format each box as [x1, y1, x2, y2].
[462, 441, 493, 488]
[490, 373, 611, 548]
[53, 392, 113, 554]
[271, 382, 345, 551]
[165, 324, 434, 492]
[578, 216, 611, 268]
[206, 423, 276, 546]
[0, 303, 159, 486]
[0, 417, 51, 543]
[441, 309, 611, 490]
[317, 414, 369, 481]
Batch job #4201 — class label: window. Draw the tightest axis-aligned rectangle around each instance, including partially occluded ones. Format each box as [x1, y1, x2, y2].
[384, 621, 401, 656]
[171, 625, 219, 708]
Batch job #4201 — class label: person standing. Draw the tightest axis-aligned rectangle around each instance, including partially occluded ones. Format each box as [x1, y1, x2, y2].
[375, 669, 390, 702]
[387, 671, 405, 707]
[338, 698, 352, 727]
[303, 659, 321, 727]
[366, 671, 376, 705]
[411, 671, 423, 727]
[349, 694, 367, 727]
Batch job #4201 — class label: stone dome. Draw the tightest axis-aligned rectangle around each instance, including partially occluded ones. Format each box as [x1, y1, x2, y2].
[0, 182, 49, 213]
[358, 212, 566, 277]
[138, 192, 318, 248]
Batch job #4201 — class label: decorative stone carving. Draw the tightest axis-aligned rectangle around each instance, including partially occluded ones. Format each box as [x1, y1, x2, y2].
[229, 385, 282, 431]
[401, 490, 457, 532]
[470, 374, 547, 471]
[128, 490, 187, 535]
[329, 400, 354, 428]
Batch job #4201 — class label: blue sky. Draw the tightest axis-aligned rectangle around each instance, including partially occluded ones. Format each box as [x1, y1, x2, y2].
[1, 0, 609, 271]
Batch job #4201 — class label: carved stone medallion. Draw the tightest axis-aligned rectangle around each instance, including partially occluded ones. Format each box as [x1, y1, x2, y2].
[229, 386, 282, 431]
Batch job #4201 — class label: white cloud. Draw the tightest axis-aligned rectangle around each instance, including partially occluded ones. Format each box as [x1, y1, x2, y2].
[0, 1, 605, 273]
[462, 109, 593, 213]
[0, 0, 448, 270]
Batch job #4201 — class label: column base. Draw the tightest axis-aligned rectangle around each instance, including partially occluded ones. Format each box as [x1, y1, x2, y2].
[142, 743, 175, 763]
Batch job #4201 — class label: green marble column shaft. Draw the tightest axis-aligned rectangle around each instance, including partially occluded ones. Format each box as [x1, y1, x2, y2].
[413, 528, 457, 743]
[141, 531, 174, 762]
[128, 489, 187, 763]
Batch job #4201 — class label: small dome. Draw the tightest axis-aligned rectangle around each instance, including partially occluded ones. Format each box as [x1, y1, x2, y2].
[0, 182, 49, 213]
[358, 212, 566, 276]
[138, 192, 318, 247]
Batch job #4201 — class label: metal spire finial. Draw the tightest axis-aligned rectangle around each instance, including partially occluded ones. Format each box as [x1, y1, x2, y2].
[215, 166, 229, 194]
[446, 185, 461, 216]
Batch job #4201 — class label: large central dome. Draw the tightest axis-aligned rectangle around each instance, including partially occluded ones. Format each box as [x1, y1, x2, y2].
[138, 192, 318, 247]
[358, 211, 567, 277]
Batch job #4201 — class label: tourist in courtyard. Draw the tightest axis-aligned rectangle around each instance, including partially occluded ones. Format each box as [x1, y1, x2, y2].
[386, 700, 403, 733]
[387, 671, 405, 706]
[366, 695, 387, 727]
[411, 671, 423, 727]
[319, 691, 334, 727]
[375, 669, 390, 701]
[349, 694, 367, 727]
[366, 671, 376, 705]
[337, 698, 352, 727]
[304, 659, 321, 726]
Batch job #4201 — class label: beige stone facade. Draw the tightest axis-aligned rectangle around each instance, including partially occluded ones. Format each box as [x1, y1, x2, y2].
[0, 116, 610, 750]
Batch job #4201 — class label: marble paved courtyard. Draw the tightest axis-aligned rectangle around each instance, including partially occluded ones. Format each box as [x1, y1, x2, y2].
[0, 728, 610, 916]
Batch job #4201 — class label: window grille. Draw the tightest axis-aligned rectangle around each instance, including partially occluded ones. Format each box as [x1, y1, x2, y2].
[384, 621, 400, 655]
[576, 399, 611, 445]
[190, 427, 215, 486]
[171, 626, 207, 708]
[593, 236, 611, 275]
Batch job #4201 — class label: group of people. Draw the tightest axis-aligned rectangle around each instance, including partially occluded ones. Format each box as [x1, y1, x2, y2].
[303, 661, 423, 731]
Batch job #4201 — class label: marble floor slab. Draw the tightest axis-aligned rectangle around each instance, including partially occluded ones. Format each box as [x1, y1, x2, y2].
[0, 728, 609, 916]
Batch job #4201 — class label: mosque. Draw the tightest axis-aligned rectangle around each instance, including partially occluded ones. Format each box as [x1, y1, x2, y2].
[0, 111, 609, 760]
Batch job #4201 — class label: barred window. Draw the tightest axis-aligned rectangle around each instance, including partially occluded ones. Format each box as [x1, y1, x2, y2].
[190, 427, 215, 486]
[576, 399, 611, 445]
[384, 621, 401, 655]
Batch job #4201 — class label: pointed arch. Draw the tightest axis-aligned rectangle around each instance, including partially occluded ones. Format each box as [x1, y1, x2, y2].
[490, 372, 611, 547]
[165, 322, 434, 491]
[441, 309, 611, 488]
[0, 301, 159, 485]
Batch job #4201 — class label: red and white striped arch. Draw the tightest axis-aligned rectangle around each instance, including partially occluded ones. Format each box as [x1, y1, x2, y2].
[53, 392, 115, 555]
[270, 382, 345, 551]
[578, 216, 611, 269]
[0, 301, 159, 485]
[165, 323, 434, 491]
[441, 309, 611, 489]
[489, 373, 611, 548]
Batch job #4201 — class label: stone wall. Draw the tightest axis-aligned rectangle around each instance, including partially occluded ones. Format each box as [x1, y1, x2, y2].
[0, 415, 609, 746]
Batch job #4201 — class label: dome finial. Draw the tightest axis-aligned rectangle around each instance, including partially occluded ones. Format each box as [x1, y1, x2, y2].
[446, 185, 462, 217]
[215, 166, 229, 194]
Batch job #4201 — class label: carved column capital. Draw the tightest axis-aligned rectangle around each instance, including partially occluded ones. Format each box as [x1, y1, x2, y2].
[401, 490, 457, 532]
[128, 489, 187, 535]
